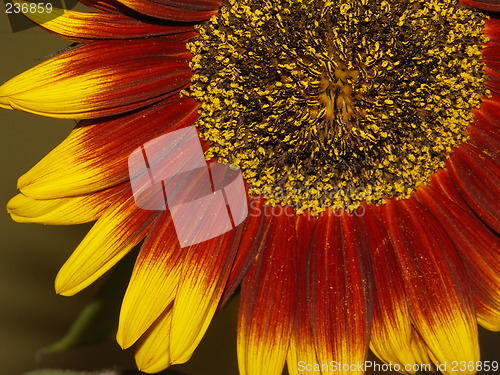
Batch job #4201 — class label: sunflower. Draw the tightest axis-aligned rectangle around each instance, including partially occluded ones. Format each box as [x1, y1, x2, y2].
[1, 0, 499, 374]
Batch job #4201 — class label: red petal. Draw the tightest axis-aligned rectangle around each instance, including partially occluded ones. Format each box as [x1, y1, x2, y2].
[416, 186, 500, 331]
[467, 118, 500, 160]
[379, 199, 479, 369]
[478, 93, 500, 129]
[446, 143, 500, 232]
[114, 0, 220, 21]
[483, 42, 500, 61]
[485, 66, 500, 82]
[219, 196, 267, 308]
[461, 0, 500, 11]
[485, 79, 500, 94]
[431, 169, 474, 212]
[237, 207, 297, 375]
[32, 9, 196, 43]
[307, 210, 371, 374]
[485, 18, 500, 42]
[79, 0, 130, 13]
[472, 108, 500, 135]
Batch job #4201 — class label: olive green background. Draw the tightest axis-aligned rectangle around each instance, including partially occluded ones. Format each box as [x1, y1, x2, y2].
[0, 6, 498, 375]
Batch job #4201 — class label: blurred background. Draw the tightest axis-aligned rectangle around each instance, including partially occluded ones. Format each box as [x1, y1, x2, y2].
[0, 4, 498, 375]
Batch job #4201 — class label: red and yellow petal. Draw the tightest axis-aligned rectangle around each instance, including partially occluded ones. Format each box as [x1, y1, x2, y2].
[361, 207, 419, 372]
[117, 213, 182, 349]
[306, 210, 371, 375]
[0, 39, 191, 119]
[16, 2, 196, 43]
[168, 220, 242, 364]
[286, 214, 319, 375]
[237, 209, 296, 375]
[18, 95, 198, 199]
[7, 182, 126, 224]
[416, 186, 500, 331]
[55, 189, 159, 296]
[379, 199, 479, 374]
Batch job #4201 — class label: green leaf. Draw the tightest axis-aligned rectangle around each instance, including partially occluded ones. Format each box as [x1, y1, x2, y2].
[39, 249, 137, 355]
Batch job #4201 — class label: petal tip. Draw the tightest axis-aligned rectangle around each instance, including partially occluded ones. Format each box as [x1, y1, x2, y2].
[54, 284, 76, 297]
[136, 359, 170, 374]
[116, 323, 137, 350]
[135, 343, 172, 374]
[54, 270, 81, 296]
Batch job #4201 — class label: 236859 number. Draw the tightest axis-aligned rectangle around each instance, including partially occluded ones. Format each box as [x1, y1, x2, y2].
[5, 2, 53, 13]
[451, 361, 499, 372]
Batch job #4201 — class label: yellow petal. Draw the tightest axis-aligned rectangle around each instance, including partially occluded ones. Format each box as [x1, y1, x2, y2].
[17, 125, 113, 199]
[287, 336, 319, 375]
[169, 222, 239, 364]
[409, 330, 435, 372]
[135, 306, 174, 374]
[55, 191, 157, 296]
[7, 185, 124, 225]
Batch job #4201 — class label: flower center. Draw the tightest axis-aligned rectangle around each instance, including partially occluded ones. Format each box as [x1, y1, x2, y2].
[187, 0, 488, 214]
